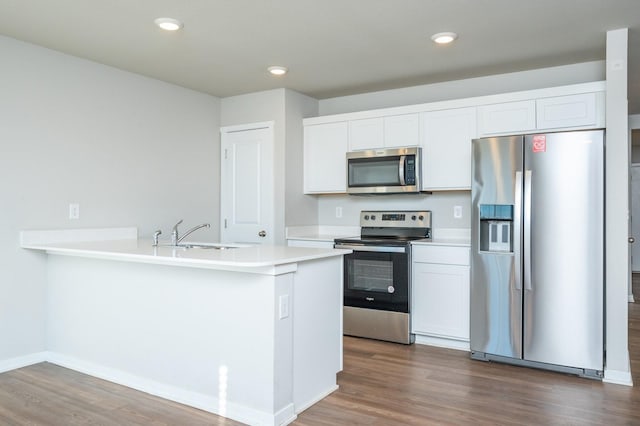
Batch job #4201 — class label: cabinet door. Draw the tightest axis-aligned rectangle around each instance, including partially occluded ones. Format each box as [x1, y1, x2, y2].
[421, 107, 476, 190]
[304, 122, 348, 193]
[477, 100, 536, 136]
[536, 92, 597, 130]
[349, 118, 383, 150]
[384, 113, 420, 148]
[411, 262, 470, 340]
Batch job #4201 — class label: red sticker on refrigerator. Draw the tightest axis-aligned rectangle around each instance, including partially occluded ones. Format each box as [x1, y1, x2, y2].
[532, 135, 546, 153]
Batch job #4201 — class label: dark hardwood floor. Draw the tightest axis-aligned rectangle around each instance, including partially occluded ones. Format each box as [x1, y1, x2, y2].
[1, 279, 639, 425]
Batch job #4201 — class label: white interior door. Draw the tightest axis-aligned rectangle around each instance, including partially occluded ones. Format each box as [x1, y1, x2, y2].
[630, 165, 640, 272]
[220, 122, 274, 244]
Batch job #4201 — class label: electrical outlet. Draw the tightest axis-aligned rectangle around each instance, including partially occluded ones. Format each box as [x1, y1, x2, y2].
[69, 203, 80, 220]
[453, 205, 462, 219]
[279, 295, 289, 319]
[336, 206, 343, 218]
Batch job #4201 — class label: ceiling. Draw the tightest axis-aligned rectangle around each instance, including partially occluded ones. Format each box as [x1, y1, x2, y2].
[2, 0, 640, 112]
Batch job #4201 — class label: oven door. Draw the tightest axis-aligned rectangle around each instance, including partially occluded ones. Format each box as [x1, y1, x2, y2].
[342, 248, 409, 313]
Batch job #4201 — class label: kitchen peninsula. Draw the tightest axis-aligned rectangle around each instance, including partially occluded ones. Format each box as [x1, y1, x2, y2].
[20, 227, 349, 426]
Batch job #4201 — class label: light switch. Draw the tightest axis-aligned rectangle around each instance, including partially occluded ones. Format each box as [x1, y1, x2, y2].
[454, 205, 462, 219]
[69, 203, 80, 220]
[279, 295, 289, 319]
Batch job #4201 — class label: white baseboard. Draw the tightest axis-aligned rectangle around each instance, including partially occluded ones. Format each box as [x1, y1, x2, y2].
[0, 352, 48, 374]
[295, 384, 338, 415]
[604, 357, 634, 387]
[414, 334, 470, 351]
[45, 351, 285, 426]
[603, 369, 634, 386]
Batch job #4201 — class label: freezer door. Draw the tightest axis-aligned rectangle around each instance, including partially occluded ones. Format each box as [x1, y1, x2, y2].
[471, 136, 523, 358]
[523, 130, 604, 371]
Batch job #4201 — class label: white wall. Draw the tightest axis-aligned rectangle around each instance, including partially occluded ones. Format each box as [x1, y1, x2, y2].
[313, 61, 606, 230]
[221, 90, 287, 243]
[604, 28, 632, 385]
[284, 90, 319, 226]
[319, 61, 605, 115]
[317, 193, 471, 229]
[220, 89, 320, 240]
[0, 35, 220, 363]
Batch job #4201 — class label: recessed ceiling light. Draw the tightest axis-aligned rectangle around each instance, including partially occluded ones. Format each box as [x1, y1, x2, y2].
[431, 32, 458, 44]
[268, 66, 288, 76]
[154, 17, 183, 31]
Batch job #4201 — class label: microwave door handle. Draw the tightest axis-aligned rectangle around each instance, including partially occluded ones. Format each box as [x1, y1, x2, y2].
[398, 155, 406, 185]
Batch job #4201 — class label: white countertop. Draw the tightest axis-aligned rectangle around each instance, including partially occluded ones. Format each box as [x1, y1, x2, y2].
[285, 225, 360, 242]
[286, 226, 471, 246]
[413, 228, 471, 247]
[20, 228, 350, 275]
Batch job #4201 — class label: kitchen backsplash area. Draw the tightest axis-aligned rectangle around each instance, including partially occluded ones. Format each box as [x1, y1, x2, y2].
[316, 191, 471, 229]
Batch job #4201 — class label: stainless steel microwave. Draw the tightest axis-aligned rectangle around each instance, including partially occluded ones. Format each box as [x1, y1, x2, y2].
[346, 147, 421, 194]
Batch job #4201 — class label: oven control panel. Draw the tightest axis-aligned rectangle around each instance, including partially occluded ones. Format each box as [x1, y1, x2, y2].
[359, 210, 431, 228]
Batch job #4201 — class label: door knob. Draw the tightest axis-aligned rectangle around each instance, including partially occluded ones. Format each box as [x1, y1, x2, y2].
[258, 230, 267, 237]
[630, 237, 635, 244]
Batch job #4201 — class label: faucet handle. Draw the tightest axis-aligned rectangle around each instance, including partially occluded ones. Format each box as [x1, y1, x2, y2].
[153, 229, 162, 246]
[171, 220, 183, 245]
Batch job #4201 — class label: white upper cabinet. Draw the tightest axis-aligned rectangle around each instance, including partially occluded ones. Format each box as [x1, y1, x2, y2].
[477, 100, 536, 136]
[349, 118, 384, 150]
[536, 92, 598, 130]
[383, 113, 421, 148]
[304, 121, 348, 194]
[303, 82, 605, 195]
[349, 113, 420, 151]
[421, 107, 477, 191]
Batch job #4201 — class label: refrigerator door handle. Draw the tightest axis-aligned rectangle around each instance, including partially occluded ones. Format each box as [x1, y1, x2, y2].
[524, 170, 533, 291]
[514, 171, 523, 291]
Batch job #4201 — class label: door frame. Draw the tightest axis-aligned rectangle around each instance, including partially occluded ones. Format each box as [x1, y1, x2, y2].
[219, 121, 275, 244]
[628, 114, 640, 302]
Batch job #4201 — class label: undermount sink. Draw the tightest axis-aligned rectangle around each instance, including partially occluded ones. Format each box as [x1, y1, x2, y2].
[180, 243, 235, 250]
[156, 242, 249, 250]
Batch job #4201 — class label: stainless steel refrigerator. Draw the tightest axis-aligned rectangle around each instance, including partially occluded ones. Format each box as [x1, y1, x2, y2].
[470, 130, 604, 379]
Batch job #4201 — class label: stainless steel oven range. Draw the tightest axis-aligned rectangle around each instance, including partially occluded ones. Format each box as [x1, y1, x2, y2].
[334, 210, 432, 344]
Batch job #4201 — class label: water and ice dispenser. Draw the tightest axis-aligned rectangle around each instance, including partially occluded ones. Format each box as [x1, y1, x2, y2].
[479, 204, 513, 253]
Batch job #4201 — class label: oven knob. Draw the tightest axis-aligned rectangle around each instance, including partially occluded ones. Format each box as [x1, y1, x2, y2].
[418, 215, 424, 221]
[364, 215, 370, 220]
[387, 286, 395, 294]
[371, 215, 376, 220]
[411, 215, 417, 221]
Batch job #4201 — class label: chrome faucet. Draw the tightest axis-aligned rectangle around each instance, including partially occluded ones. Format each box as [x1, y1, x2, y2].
[171, 219, 211, 245]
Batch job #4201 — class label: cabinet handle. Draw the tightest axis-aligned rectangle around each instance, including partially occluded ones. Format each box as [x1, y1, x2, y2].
[258, 230, 267, 237]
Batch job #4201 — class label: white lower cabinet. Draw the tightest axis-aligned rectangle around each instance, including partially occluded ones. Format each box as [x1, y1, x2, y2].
[411, 245, 470, 348]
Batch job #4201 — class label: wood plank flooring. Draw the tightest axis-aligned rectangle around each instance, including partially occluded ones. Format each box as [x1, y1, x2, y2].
[1, 279, 639, 425]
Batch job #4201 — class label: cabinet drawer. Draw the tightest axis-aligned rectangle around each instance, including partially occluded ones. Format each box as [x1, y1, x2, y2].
[412, 245, 469, 265]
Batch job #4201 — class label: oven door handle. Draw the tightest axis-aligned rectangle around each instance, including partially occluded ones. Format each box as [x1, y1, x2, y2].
[334, 244, 407, 253]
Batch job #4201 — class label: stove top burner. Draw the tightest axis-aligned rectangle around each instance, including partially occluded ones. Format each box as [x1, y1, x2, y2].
[335, 210, 432, 247]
